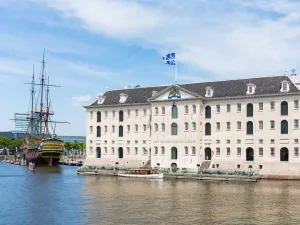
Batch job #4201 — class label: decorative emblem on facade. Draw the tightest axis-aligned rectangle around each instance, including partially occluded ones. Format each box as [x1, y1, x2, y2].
[168, 85, 181, 99]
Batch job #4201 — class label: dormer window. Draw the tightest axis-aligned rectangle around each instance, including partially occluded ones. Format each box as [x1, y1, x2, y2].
[280, 80, 290, 92]
[246, 83, 256, 95]
[97, 94, 106, 104]
[119, 93, 128, 103]
[152, 91, 158, 97]
[205, 87, 214, 97]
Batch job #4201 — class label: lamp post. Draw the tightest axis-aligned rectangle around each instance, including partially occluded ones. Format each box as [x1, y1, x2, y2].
[197, 164, 200, 174]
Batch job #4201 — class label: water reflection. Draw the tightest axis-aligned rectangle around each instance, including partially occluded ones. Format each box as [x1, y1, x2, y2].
[1, 162, 300, 225]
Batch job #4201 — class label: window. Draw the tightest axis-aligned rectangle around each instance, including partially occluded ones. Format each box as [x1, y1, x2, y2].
[171, 123, 178, 135]
[135, 125, 138, 132]
[97, 111, 101, 122]
[294, 100, 299, 110]
[205, 106, 211, 118]
[270, 101, 275, 111]
[270, 148, 275, 157]
[247, 84, 256, 94]
[112, 140, 115, 144]
[135, 109, 138, 116]
[247, 121, 253, 135]
[135, 147, 138, 155]
[216, 148, 220, 156]
[281, 101, 288, 115]
[281, 120, 288, 134]
[294, 147, 299, 157]
[280, 81, 290, 92]
[192, 147, 196, 155]
[185, 146, 188, 155]
[259, 139, 263, 144]
[237, 103, 241, 112]
[127, 147, 130, 155]
[143, 124, 146, 132]
[112, 110, 115, 118]
[237, 121, 241, 130]
[295, 139, 299, 144]
[96, 126, 101, 137]
[184, 105, 189, 114]
[172, 105, 178, 119]
[205, 87, 214, 97]
[104, 147, 107, 154]
[270, 120, 275, 130]
[135, 140, 138, 144]
[226, 140, 230, 144]
[171, 147, 178, 160]
[247, 103, 253, 117]
[143, 140, 146, 144]
[257, 103, 263, 112]
[280, 148, 289, 161]
[259, 121, 263, 130]
[216, 140, 220, 144]
[162, 123, 165, 132]
[294, 119, 299, 129]
[205, 123, 211, 135]
[143, 109, 146, 116]
[192, 122, 196, 131]
[112, 125, 115, 133]
[246, 148, 254, 161]
[127, 140, 130, 144]
[118, 125, 123, 137]
[127, 125, 130, 133]
[226, 122, 230, 131]
[226, 104, 231, 113]
[143, 148, 147, 155]
[216, 104, 220, 113]
[154, 123, 158, 132]
[161, 147, 165, 155]
[216, 122, 220, 132]
[226, 148, 230, 156]
[237, 139, 241, 144]
[96, 147, 101, 158]
[237, 148, 241, 156]
[270, 139, 275, 144]
[259, 148, 263, 157]
[184, 122, 188, 131]
[90, 126, 93, 133]
[112, 147, 115, 155]
[127, 109, 130, 117]
[119, 110, 123, 122]
[105, 125, 107, 133]
[162, 106, 165, 115]
[154, 147, 158, 155]
[192, 105, 196, 114]
[282, 83, 288, 91]
[155, 107, 158, 116]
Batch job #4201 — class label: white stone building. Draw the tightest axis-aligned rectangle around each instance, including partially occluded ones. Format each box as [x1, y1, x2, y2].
[84, 75, 300, 176]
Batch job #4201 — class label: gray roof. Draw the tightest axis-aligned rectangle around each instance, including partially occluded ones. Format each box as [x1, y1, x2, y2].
[88, 75, 300, 107]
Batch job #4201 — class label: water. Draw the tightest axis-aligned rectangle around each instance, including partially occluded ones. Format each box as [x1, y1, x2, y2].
[1, 162, 300, 225]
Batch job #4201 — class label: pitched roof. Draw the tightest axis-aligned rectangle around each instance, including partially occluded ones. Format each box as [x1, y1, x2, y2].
[88, 75, 300, 107]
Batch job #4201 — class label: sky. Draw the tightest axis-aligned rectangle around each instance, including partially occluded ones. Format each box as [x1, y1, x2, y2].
[1, 0, 300, 136]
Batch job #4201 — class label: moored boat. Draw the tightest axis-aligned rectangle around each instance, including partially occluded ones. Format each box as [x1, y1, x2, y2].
[118, 168, 163, 179]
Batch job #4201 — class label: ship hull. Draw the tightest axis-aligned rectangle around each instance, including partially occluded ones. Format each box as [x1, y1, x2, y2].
[22, 149, 60, 166]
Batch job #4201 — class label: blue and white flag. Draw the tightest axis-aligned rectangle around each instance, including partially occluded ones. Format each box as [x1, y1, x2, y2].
[162, 53, 176, 65]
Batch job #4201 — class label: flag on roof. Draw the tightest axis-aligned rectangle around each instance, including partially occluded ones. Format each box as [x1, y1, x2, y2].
[162, 53, 176, 65]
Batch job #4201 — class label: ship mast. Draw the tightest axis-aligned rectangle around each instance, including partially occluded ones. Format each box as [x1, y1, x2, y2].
[45, 75, 50, 138]
[30, 65, 35, 141]
[39, 50, 46, 140]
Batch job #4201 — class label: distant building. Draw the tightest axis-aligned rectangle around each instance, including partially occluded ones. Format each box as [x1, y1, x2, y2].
[58, 136, 86, 143]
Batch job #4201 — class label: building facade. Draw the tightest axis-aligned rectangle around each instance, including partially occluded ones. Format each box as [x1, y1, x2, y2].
[84, 75, 300, 175]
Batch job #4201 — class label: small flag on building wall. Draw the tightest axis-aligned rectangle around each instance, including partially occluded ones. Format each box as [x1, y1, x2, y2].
[162, 53, 176, 65]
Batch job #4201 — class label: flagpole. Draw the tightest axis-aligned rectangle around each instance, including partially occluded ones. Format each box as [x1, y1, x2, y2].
[175, 62, 177, 84]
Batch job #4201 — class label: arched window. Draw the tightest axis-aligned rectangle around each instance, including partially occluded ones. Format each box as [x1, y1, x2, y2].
[280, 147, 289, 161]
[281, 120, 288, 134]
[155, 107, 158, 115]
[192, 122, 196, 131]
[118, 147, 123, 159]
[246, 148, 254, 161]
[172, 105, 178, 118]
[162, 106, 165, 115]
[281, 101, 288, 115]
[247, 121, 253, 135]
[154, 147, 158, 155]
[119, 110, 124, 122]
[97, 111, 101, 122]
[205, 123, 211, 135]
[184, 122, 188, 131]
[192, 105, 196, 114]
[96, 147, 101, 158]
[184, 146, 188, 155]
[171, 147, 177, 159]
[205, 106, 211, 119]
[119, 125, 123, 137]
[171, 123, 178, 135]
[247, 103, 253, 117]
[161, 123, 165, 132]
[184, 105, 189, 114]
[205, 148, 212, 160]
[154, 123, 158, 132]
[96, 126, 101, 137]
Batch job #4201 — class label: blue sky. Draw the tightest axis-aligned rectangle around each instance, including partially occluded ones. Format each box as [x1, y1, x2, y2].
[1, 0, 300, 136]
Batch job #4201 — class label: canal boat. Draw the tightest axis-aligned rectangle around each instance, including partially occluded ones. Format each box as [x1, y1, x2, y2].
[118, 168, 163, 179]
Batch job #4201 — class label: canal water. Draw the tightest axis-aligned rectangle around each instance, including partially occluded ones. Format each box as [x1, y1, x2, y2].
[1, 162, 300, 225]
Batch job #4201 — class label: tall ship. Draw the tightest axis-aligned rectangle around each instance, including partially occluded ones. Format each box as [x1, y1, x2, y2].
[15, 52, 68, 166]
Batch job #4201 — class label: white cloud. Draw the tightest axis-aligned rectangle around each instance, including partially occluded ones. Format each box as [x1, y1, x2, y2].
[72, 95, 92, 102]
[37, 0, 300, 79]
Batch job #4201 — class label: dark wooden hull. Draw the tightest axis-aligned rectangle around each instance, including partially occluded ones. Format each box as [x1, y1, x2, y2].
[22, 149, 60, 166]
